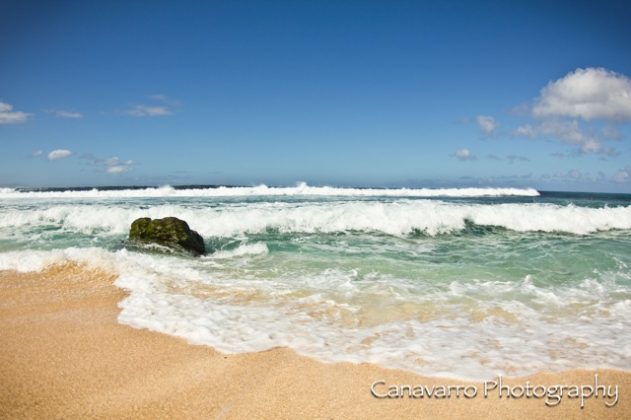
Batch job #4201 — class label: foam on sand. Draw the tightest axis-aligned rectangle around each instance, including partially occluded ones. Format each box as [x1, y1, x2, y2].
[1, 247, 629, 380]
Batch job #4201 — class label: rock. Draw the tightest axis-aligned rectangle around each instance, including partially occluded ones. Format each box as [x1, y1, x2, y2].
[129, 217, 205, 256]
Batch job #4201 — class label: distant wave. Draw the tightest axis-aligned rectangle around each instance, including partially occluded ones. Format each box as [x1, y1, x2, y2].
[1, 201, 629, 237]
[0, 183, 540, 199]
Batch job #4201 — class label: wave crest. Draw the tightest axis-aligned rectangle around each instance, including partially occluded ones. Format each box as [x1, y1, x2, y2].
[0, 201, 630, 238]
[0, 183, 539, 199]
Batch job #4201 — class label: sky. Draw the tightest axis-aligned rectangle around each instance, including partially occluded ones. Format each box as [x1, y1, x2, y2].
[1, 0, 631, 192]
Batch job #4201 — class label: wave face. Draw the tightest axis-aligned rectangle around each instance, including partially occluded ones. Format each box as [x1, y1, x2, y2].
[1, 188, 630, 380]
[0, 183, 539, 199]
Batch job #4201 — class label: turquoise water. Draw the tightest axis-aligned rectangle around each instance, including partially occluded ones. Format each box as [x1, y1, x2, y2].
[0, 186, 630, 379]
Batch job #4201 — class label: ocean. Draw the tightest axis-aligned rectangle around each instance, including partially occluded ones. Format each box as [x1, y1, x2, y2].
[0, 183, 630, 380]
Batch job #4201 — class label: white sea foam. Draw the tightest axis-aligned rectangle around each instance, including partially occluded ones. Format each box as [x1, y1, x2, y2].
[1, 191, 629, 379]
[0, 247, 629, 380]
[0, 183, 539, 199]
[1, 201, 630, 238]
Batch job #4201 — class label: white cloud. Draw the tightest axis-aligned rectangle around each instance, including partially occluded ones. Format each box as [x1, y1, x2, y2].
[454, 148, 475, 161]
[533, 68, 631, 121]
[47, 149, 72, 160]
[32, 149, 43, 157]
[104, 157, 133, 174]
[126, 105, 172, 117]
[476, 115, 498, 135]
[0, 102, 30, 124]
[51, 110, 83, 119]
[513, 120, 616, 155]
[509, 68, 631, 156]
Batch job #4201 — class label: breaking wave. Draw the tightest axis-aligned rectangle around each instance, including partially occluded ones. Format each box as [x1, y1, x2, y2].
[1, 201, 629, 237]
[0, 183, 539, 199]
[1, 189, 630, 380]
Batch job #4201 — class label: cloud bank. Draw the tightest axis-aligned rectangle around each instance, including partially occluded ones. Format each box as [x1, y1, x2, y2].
[508, 67, 631, 156]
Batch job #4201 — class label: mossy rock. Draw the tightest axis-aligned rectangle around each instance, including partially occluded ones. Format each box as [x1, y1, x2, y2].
[129, 217, 205, 256]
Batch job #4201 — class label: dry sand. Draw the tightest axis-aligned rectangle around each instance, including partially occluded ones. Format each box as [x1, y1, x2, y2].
[0, 264, 628, 419]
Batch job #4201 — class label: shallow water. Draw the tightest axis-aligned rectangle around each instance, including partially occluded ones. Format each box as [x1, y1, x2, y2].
[0, 185, 630, 379]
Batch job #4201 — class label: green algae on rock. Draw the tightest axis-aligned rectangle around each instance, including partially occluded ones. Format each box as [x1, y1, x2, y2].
[129, 217, 205, 256]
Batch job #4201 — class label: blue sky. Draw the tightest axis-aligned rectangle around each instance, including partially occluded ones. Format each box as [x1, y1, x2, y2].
[1, 0, 631, 191]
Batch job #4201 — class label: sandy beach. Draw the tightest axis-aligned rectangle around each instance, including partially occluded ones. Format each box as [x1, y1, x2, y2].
[0, 263, 627, 419]
[3, 0, 631, 418]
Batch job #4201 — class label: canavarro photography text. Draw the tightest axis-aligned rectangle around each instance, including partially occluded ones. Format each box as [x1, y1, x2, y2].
[371, 374, 619, 408]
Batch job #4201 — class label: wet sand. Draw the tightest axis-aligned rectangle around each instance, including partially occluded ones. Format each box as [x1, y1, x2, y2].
[0, 264, 628, 419]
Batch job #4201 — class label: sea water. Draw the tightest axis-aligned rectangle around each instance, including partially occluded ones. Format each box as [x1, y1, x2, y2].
[0, 184, 630, 380]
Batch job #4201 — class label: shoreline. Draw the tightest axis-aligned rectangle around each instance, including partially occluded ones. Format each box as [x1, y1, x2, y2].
[0, 264, 629, 419]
